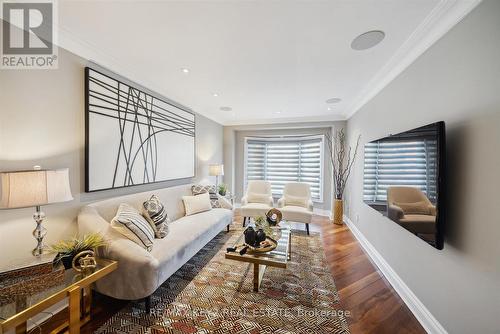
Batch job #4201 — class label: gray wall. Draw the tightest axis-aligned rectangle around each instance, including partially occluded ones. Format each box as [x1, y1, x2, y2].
[344, 1, 500, 333]
[0, 47, 223, 267]
[224, 121, 345, 212]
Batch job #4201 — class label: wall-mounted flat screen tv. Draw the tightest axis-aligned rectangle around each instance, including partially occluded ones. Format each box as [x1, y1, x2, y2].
[363, 122, 445, 249]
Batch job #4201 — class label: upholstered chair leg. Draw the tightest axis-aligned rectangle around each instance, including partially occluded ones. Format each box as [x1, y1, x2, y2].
[243, 217, 247, 227]
[227, 224, 230, 232]
[306, 223, 310, 235]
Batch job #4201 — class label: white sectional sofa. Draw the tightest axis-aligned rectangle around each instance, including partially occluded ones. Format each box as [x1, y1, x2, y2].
[77, 184, 233, 302]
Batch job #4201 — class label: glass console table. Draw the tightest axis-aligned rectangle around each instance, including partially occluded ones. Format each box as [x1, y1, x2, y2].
[0, 257, 117, 334]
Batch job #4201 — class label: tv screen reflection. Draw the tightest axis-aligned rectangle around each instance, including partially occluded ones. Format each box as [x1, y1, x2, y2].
[363, 122, 445, 249]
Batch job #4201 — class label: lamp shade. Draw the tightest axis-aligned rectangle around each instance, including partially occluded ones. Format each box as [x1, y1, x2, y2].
[0, 168, 73, 209]
[208, 164, 224, 176]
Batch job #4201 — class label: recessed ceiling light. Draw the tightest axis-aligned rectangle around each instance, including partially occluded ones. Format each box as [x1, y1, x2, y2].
[351, 30, 385, 50]
[220, 106, 232, 111]
[212, 93, 219, 97]
[327, 107, 332, 111]
[275, 111, 282, 114]
[181, 68, 190, 73]
[326, 97, 342, 104]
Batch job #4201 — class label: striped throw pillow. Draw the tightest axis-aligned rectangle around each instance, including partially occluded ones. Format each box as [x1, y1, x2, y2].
[191, 184, 221, 208]
[111, 203, 155, 251]
[142, 195, 169, 238]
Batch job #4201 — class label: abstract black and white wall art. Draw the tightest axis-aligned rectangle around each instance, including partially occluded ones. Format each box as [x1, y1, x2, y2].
[85, 67, 195, 192]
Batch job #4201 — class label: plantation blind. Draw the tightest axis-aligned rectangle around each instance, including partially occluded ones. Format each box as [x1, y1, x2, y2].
[363, 139, 437, 203]
[245, 136, 323, 201]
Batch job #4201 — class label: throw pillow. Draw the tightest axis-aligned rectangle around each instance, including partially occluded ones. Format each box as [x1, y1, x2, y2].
[285, 194, 308, 207]
[247, 192, 271, 204]
[183, 192, 212, 216]
[111, 203, 155, 251]
[142, 195, 169, 238]
[393, 201, 431, 215]
[191, 184, 221, 208]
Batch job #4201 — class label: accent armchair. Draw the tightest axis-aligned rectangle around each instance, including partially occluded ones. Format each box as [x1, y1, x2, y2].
[277, 182, 313, 235]
[386, 186, 436, 235]
[240, 180, 274, 227]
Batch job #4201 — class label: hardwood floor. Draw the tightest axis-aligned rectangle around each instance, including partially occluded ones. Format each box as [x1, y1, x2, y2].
[314, 215, 425, 334]
[42, 214, 425, 334]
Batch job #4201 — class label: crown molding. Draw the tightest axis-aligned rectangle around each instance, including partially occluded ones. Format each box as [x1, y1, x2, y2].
[344, 0, 482, 120]
[56, 25, 226, 126]
[55, 0, 481, 126]
[223, 114, 346, 127]
[59, 26, 344, 127]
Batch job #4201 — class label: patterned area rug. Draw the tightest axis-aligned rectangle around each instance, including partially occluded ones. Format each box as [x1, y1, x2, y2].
[96, 225, 350, 334]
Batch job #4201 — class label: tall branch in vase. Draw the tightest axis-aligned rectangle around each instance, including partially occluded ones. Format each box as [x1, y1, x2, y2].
[326, 129, 360, 225]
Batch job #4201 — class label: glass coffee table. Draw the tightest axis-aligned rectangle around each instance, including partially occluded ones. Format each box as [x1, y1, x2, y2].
[225, 222, 291, 292]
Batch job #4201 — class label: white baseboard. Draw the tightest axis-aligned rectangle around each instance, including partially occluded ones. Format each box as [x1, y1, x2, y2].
[343, 215, 447, 334]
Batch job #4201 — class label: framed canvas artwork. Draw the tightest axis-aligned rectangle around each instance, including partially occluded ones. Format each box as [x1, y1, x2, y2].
[85, 67, 195, 192]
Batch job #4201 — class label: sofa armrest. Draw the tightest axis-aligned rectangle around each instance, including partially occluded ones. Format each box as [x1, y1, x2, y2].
[95, 233, 160, 299]
[241, 196, 248, 207]
[79, 206, 160, 300]
[77, 206, 109, 236]
[217, 194, 233, 210]
[387, 204, 405, 222]
[307, 199, 314, 212]
[267, 196, 274, 207]
[277, 197, 285, 208]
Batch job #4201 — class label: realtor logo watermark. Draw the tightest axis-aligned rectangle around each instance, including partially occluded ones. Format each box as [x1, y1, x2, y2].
[1, 0, 58, 69]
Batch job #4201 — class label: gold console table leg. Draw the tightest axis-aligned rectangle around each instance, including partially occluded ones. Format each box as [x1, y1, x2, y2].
[68, 286, 81, 334]
[15, 322, 26, 334]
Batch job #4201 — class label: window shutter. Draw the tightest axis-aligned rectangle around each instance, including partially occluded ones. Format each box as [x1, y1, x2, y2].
[245, 137, 323, 201]
[363, 139, 437, 203]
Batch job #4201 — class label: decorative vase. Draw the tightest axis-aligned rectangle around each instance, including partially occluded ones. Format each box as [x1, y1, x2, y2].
[55, 253, 75, 270]
[244, 227, 256, 246]
[255, 229, 267, 245]
[333, 199, 344, 225]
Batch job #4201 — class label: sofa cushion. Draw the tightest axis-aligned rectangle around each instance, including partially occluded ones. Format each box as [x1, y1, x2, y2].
[285, 194, 308, 207]
[191, 184, 221, 208]
[394, 200, 431, 215]
[247, 193, 272, 204]
[183, 192, 212, 216]
[151, 208, 233, 284]
[142, 195, 169, 238]
[280, 205, 313, 224]
[111, 203, 155, 251]
[240, 202, 272, 217]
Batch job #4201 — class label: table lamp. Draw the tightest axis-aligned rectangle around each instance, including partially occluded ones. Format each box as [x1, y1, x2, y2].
[208, 164, 224, 187]
[0, 167, 73, 256]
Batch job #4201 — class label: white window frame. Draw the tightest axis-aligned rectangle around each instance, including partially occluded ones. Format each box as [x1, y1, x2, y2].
[243, 134, 324, 203]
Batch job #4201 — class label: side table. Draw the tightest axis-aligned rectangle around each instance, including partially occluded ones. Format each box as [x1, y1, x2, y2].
[0, 258, 117, 334]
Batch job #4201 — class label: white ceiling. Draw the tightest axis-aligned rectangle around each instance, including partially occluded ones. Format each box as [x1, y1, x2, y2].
[57, 0, 480, 125]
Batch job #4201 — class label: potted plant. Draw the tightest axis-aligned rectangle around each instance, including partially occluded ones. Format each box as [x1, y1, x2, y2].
[50, 233, 107, 269]
[326, 129, 360, 225]
[218, 183, 227, 196]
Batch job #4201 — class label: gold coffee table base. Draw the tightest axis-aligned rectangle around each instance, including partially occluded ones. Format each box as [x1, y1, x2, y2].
[225, 224, 291, 292]
[253, 264, 267, 292]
